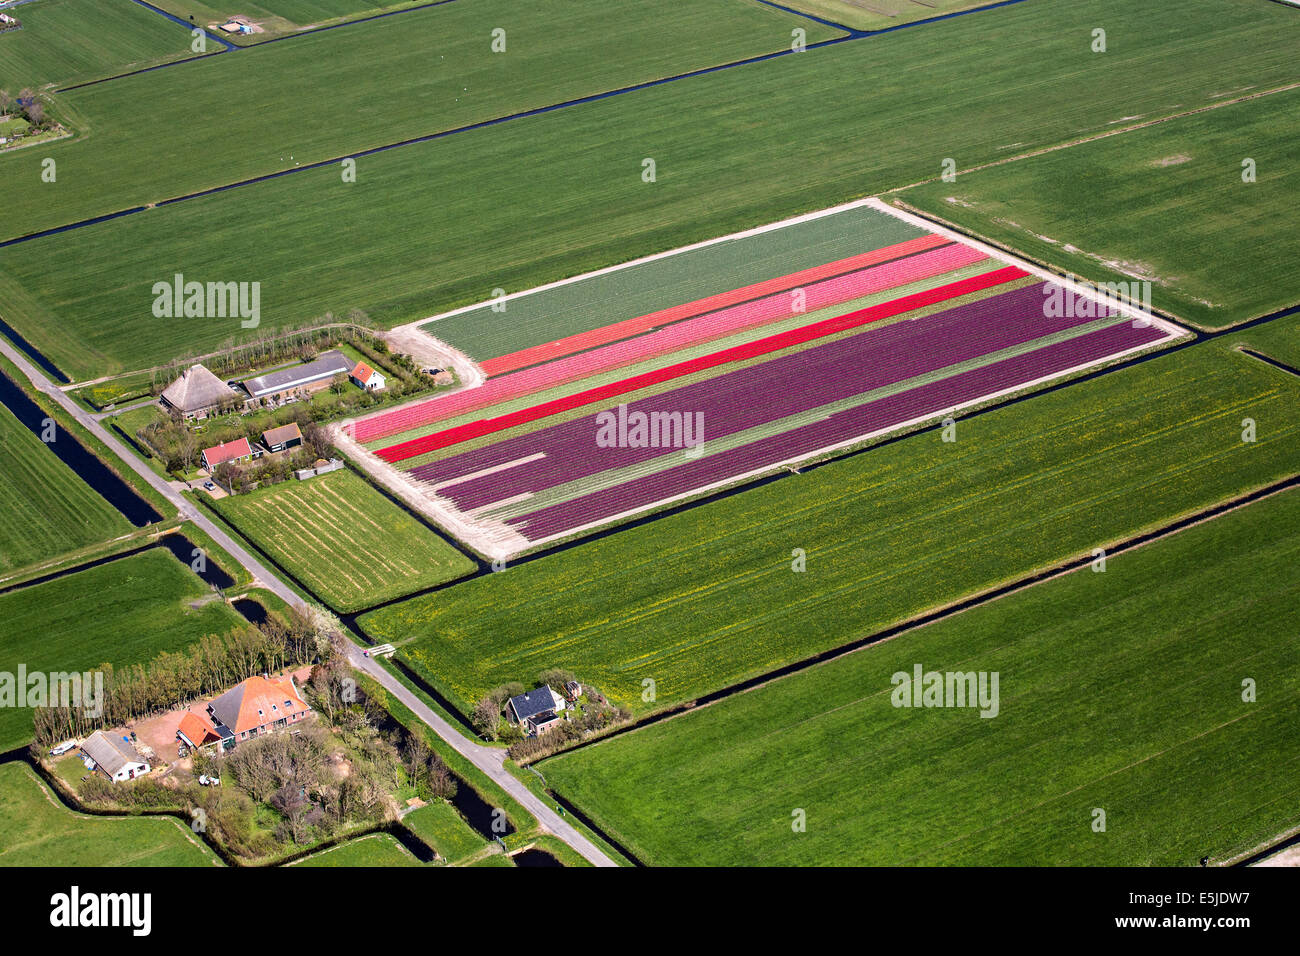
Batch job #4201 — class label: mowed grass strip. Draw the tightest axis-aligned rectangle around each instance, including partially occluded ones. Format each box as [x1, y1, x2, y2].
[0, 0, 837, 242]
[292, 831, 422, 867]
[403, 800, 488, 864]
[899, 88, 1300, 329]
[0, 397, 129, 573]
[0, 0, 195, 91]
[0, 763, 219, 866]
[213, 470, 474, 613]
[0, 548, 246, 751]
[1222, 311, 1300, 370]
[360, 338, 1300, 717]
[3, 0, 1296, 378]
[541, 487, 1300, 866]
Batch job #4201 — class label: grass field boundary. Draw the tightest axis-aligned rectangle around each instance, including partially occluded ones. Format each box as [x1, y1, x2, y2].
[883, 80, 1300, 197]
[1238, 347, 1300, 379]
[9, 32, 854, 254]
[1235, 824, 1300, 868]
[7, 750, 229, 865]
[535, 477, 1300, 763]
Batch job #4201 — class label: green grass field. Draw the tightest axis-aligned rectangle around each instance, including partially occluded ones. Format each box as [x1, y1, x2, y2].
[155, 0, 457, 43]
[1223, 311, 1300, 369]
[292, 831, 422, 866]
[542, 487, 1300, 866]
[360, 336, 1300, 717]
[403, 800, 488, 864]
[0, 548, 246, 750]
[213, 470, 474, 613]
[1, 0, 1296, 377]
[0, 0, 836, 244]
[898, 89, 1300, 329]
[0, 391, 129, 574]
[780, 0, 998, 31]
[0, 762, 219, 866]
[0, 0, 195, 91]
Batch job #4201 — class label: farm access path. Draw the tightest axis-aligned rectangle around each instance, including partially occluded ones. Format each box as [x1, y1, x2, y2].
[0, 336, 618, 869]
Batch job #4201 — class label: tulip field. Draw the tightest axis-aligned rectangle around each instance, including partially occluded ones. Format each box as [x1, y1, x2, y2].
[351, 203, 1183, 553]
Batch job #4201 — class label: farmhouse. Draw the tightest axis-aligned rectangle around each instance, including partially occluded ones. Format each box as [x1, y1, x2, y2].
[239, 350, 353, 401]
[201, 436, 255, 471]
[176, 710, 227, 756]
[159, 364, 242, 418]
[506, 685, 567, 736]
[206, 674, 311, 745]
[349, 361, 386, 391]
[80, 731, 150, 783]
[261, 422, 303, 453]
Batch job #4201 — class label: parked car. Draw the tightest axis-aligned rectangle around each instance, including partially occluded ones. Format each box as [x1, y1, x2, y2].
[49, 740, 77, 756]
[203, 481, 215, 491]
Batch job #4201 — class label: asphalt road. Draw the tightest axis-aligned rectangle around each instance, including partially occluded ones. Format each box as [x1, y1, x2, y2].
[0, 338, 618, 868]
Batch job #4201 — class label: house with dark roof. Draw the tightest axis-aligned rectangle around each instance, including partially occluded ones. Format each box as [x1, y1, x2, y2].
[261, 422, 303, 453]
[207, 674, 311, 745]
[160, 364, 242, 418]
[506, 685, 567, 736]
[239, 350, 353, 401]
[80, 731, 150, 782]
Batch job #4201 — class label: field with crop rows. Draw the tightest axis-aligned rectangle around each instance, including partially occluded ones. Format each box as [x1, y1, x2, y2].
[213, 469, 475, 613]
[542, 486, 1300, 866]
[353, 205, 1180, 553]
[360, 336, 1300, 718]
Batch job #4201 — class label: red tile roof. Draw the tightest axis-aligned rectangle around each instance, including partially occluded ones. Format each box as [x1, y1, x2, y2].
[202, 437, 252, 467]
[351, 361, 376, 383]
[209, 675, 310, 735]
[177, 711, 221, 748]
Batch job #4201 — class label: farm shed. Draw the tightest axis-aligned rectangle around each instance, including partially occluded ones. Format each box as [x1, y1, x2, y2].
[176, 711, 223, 755]
[349, 361, 386, 391]
[262, 422, 303, 453]
[201, 436, 255, 471]
[80, 731, 150, 783]
[239, 350, 353, 400]
[160, 364, 242, 418]
[294, 457, 344, 480]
